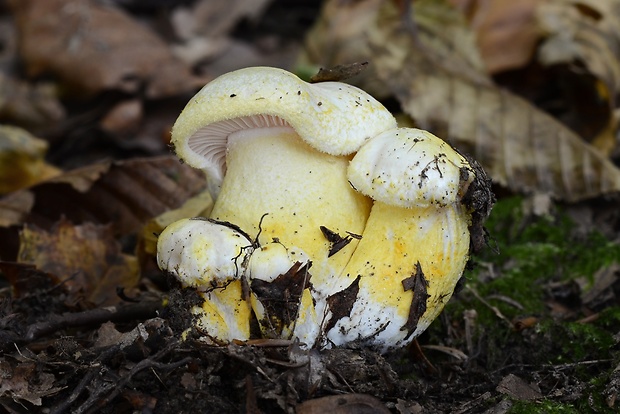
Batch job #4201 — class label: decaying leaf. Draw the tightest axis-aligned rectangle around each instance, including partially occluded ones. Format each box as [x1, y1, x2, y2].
[17, 218, 139, 305]
[0, 156, 206, 235]
[369, 17, 620, 201]
[9, 0, 203, 99]
[296, 393, 391, 414]
[452, 0, 543, 73]
[0, 361, 62, 406]
[0, 156, 206, 264]
[299, 0, 490, 98]
[0, 72, 65, 128]
[496, 373, 543, 401]
[0, 125, 60, 194]
[301, 0, 620, 201]
[537, 0, 620, 100]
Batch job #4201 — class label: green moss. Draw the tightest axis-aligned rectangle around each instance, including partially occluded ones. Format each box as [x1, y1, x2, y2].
[509, 400, 581, 414]
[423, 195, 620, 412]
[459, 196, 620, 318]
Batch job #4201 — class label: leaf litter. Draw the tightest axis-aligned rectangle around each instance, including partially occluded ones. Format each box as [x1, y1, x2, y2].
[1, 0, 620, 412]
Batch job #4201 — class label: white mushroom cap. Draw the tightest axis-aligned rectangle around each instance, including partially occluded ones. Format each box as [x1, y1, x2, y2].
[245, 242, 310, 283]
[157, 218, 253, 289]
[348, 128, 474, 208]
[171, 66, 397, 190]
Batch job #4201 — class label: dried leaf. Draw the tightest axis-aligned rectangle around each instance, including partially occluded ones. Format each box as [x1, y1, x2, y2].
[369, 12, 620, 201]
[0, 262, 61, 298]
[453, 0, 543, 73]
[0, 73, 65, 127]
[496, 374, 543, 401]
[310, 62, 369, 83]
[0, 156, 206, 261]
[576, 263, 620, 310]
[537, 0, 620, 99]
[296, 394, 391, 414]
[0, 125, 60, 194]
[171, 0, 273, 40]
[9, 0, 203, 98]
[0, 361, 62, 406]
[17, 218, 139, 305]
[0, 156, 205, 232]
[299, 0, 489, 98]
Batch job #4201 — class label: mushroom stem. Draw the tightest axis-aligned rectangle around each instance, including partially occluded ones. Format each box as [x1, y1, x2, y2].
[156, 218, 254, 342]
[209, 127, 372, 296]
[325, 201, 471, 351]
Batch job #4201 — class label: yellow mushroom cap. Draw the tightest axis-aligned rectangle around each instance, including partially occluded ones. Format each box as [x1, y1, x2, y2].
[348, 128, 474, 208]
[171, 66, 396, 192]
[156, 218, 253, 289]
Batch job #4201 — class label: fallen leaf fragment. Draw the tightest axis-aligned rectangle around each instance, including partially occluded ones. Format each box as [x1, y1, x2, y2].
[496, 373, 543, 401]
[17, 218, 139, 305]
[9, 0, 203, 98]
[537, 0, 620, 101]
[576, 263, 620, 310]
[452, 0, 542, 73]
[296, 393, 391, 414]
[0, 361, 63, 406]
[0, 72, 65, 127]
[0, 156, 205, 235]
[0, 125, 60, 194]
[369, 12, 620, 201]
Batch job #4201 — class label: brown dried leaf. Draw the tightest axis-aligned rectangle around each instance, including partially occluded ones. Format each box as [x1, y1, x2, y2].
[299, 0, 489, 98]
[537, 0, 620, 98]
[17, 218, 139, 305]
[0, 73, 65, 127]
[369, 12, 620, 201]
[0, 262, 61, 298]
[496, 374, 543, 401]
[296, 394, 391, 414]
[9, 0, 203, 99]
[452, 0, 543, 73]
[0, 156, 206, 260]
[171, 0, 273, 40]
[0, 361, 62, 406]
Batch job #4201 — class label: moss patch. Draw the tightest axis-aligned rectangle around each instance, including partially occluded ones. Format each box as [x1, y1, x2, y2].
[422, 196, 620, 413]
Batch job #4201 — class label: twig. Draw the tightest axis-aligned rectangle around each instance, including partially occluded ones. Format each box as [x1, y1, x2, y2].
[466, 285, 513, 328]
[24, 299, 162, 342]
[73, 341, 189, 414]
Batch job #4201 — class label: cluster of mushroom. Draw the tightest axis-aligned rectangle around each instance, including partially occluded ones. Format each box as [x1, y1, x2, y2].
[157, 67, 491, 352]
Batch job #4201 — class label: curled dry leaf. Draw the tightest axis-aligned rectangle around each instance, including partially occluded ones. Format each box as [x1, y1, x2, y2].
[536, 0, 620, 154]
[17, 217, 139, 305]
[299, 0, 490, 98]
[9, 0, 203, 98]
[537, 0, 620, 100]
[369, 22, 620, 201]
[0, 156, 206, 260]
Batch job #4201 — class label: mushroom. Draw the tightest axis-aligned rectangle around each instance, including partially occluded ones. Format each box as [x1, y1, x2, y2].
[245, 242, 320, 346]
[170, 66, 397, 299]
[157, 218, 254, 342]
[323, 128, 477, 351]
